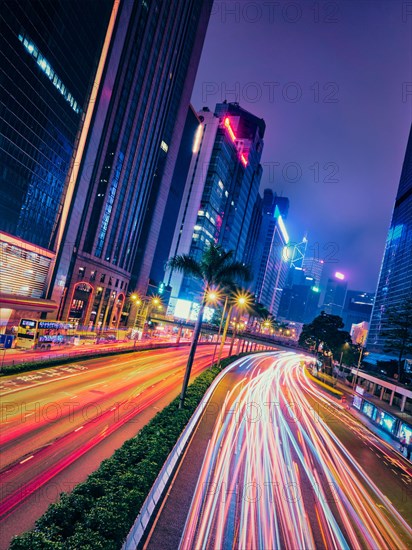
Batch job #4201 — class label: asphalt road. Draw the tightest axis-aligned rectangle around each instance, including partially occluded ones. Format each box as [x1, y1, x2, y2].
[145, 351, 412, 550]
[0, 344, 227, 550]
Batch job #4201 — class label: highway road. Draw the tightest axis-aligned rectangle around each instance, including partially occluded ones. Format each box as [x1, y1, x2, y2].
[146, 352, 412, 550]
[0, 344, 227, 549]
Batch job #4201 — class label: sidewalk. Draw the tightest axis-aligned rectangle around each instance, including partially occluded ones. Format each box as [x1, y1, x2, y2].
[336, 380, 412, 462]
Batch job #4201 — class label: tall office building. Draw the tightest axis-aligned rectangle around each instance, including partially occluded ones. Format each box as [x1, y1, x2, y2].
[167, 102, 265, 306]
[48, 0, 213, 328]
[302, 256, 324, 285]
[0, 0, 114, 329]
[243, 193, 263, 269]
[342, 290, 374, 332]
[250, 190, 290, 316]
[321, 272, 348, 317]
[368, 125, 412, 351]
[277, 282, 321, 323]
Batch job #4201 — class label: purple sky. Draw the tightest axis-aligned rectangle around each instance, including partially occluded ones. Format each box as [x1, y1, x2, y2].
[191, 0, 412, 292]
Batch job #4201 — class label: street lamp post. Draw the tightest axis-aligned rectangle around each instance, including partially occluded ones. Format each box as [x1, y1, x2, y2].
[216, 293, 251, 367]
[352, 345, 364, 389]
[211, 295, 229, 367]
[130, 294, 162, 340]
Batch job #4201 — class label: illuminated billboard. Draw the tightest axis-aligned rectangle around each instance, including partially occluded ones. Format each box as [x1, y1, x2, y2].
[173, 299, 214, 322]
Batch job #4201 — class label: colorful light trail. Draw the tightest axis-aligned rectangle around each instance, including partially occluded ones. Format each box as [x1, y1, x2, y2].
[180, 352, 412, 549]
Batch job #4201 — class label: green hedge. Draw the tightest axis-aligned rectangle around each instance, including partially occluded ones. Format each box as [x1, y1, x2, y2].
[9, 355, 244, 550]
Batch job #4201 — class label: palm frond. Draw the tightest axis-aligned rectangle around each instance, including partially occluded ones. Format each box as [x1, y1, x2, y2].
[216, 261, 252, 284]
[167, 254, 203, 279]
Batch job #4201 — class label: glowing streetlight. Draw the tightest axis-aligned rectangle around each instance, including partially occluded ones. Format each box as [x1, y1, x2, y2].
[217, 291, 253, 364]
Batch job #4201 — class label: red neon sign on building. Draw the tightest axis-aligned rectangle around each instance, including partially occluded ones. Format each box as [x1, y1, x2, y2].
[224, 117, 248, 167]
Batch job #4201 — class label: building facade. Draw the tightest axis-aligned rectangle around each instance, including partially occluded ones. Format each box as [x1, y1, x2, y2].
[302, 256, 324, 286]
[47, 0, 213, 329]
[342, 290, 374, 332]
[321, 273, 348, 318]
[0, 0, 114, 330]
[250, 191, 290, 316]
[368, 125, 412, 351]
[167, 102, 265, 306]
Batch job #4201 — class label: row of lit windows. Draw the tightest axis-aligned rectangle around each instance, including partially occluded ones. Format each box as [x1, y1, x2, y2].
[77, 265, 127, 291]
[18, 33, 81, 114]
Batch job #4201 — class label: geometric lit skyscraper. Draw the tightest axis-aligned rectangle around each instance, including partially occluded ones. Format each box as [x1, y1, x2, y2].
[368, 124, 412, 352]
[290, 235, 308, 269]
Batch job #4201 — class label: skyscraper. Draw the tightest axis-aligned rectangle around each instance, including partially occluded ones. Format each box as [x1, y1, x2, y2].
[368, 125, 412, 351]
[250, 190, 290, 316]
[342, 290, 374, 331]
[167, 102, 265, 306]
[0, 0, 114, 329]
[48, 0, 213, 328]
[302, 256, 324, 285]
[149, 105, 202, 288]
[321, 272, 348, 317]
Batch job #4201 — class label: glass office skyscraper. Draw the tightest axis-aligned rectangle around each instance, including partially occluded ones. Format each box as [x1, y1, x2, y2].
[368, 125, 412, 351]
[167, 102, 265, 306]
[0, 0, 114, 327]
[0, 0, 113, 248]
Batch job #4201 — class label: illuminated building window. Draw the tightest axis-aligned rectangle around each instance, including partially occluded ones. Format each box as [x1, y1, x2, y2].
[18, 33, 81, 114]
[160, 140, 168, 152]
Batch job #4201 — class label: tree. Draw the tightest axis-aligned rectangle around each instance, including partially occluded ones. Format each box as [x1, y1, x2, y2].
[298, 311, 352, 360]
[168, 244, 251, 409]
[248, 301, 270, 332]
[381, 297, 412, 380]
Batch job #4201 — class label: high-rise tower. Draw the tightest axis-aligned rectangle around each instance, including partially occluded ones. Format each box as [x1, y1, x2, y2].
[0, 0, 114, 328]
[368, 125, 412, 351]
[167, 102, 265, 306]
[48, 0, 213, 329]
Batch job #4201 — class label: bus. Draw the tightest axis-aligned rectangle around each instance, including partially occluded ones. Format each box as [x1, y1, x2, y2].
[15, 319, 75, 349]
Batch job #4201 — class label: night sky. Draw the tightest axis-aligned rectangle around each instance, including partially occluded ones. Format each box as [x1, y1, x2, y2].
[191, 0, 412, 292]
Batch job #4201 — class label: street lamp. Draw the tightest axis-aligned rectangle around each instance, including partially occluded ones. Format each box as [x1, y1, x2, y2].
[130, 294, 163, 339]
[352, 345, 364, 389]
[217, 291, 252, 366]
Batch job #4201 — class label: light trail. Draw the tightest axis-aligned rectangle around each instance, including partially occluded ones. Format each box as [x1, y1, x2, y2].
[180, 352, 412, 550]
[0, 346, 228, 525]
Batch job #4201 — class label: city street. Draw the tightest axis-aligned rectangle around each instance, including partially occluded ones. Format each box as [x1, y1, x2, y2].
[146, 352, 412, 550]
[0, 344, 227, 549]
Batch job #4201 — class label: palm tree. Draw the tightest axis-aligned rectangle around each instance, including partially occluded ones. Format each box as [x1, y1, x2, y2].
[168, 244, 251, 409]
